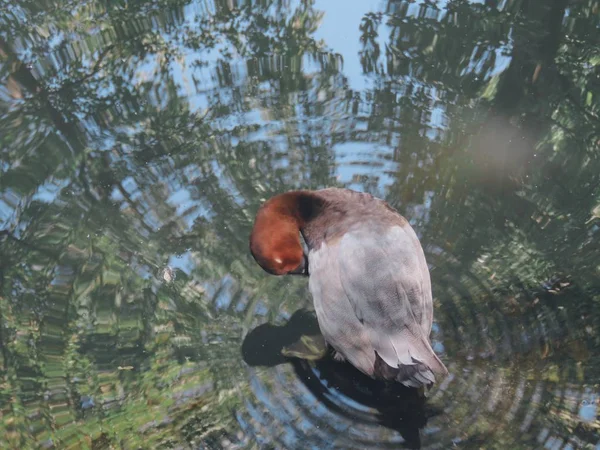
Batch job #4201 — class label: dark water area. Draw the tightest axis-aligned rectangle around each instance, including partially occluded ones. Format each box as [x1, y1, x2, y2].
[1, 0, 600, 448]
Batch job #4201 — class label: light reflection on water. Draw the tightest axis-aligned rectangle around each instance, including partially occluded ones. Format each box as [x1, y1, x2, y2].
[1, 0, 600, 448]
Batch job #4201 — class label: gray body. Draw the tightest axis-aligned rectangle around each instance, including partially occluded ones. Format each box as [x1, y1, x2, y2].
[302, 188, 447, 387]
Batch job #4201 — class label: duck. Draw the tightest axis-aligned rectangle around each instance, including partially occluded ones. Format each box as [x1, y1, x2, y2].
[249, 187, 448, 388]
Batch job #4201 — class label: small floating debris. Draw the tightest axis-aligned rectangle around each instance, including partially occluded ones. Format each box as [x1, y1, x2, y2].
[585, 204, 600, 224]
[159, 266, 175, 283]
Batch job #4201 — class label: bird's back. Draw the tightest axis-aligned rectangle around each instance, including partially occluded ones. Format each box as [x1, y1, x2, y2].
[305, 190, 446, 387]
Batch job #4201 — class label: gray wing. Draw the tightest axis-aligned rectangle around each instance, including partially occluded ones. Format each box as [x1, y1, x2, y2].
[337, 224, 446, 377]
[308, 241, 377, 376]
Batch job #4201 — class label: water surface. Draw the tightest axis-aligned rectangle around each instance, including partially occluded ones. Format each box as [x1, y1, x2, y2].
[1, 0, 600, 448]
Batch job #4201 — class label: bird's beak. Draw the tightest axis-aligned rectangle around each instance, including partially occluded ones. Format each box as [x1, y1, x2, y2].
[288, 253, 309, 276]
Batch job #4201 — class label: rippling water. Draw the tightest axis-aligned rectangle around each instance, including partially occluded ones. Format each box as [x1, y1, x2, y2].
[1, 0, 599, 448]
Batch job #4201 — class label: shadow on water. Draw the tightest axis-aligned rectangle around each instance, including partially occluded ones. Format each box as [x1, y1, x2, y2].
[242, 309, 442, 449]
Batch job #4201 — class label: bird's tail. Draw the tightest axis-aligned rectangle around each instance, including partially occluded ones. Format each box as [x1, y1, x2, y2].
[371, 328, 448, 388]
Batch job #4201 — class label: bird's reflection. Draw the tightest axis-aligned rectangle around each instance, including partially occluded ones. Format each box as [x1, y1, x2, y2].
[241, 309, 443, 449]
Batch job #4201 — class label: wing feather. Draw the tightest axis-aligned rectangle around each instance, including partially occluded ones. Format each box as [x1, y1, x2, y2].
[337, 226, 447, 377]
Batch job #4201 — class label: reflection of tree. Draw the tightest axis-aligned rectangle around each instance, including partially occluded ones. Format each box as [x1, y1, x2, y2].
[1, 0, 600, 447]
[351, 0, 599, 288]
[0, 0, 343, 447]
[353, 0, 600, 446]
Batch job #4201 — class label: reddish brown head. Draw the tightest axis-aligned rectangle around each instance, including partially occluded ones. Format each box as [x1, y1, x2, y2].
[249, 191, 321, 276]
